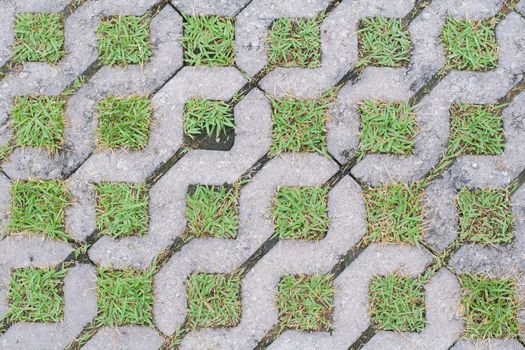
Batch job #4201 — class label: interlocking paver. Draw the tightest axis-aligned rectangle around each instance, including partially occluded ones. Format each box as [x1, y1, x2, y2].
[1, 0, 525, 349]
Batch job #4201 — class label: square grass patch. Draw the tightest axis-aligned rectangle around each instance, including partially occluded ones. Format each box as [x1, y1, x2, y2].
[97, 15, 152, 65]
[186, 185, 239, 239]
[358, 100, 417, 156]
[363, 183, 423, 245]
[369, 275, 426, 332]
[442, 17, 499, 71]
[277, 274, 334, 332]
[270, 96, 331, 155]
[96, 268, 154, 326]
[13, 13, 64, 63]
[184, 99, 234, 140]
[186, 273, 242, 329]
[268, 17, 322, 68]
[358, 17, 411, 67]
[457, 188, 513, 245]
[8, 180, 69, 241]
[272, 186, 329, 240]
[460, 274, 520, 339]
[95, 183, 149, 238]
[449, 103, 505, 156]
[183, 15, 236, 67]
[11, 96, 65, 153]
[6, 268, 66, 323]
[96, 96, 151, 150]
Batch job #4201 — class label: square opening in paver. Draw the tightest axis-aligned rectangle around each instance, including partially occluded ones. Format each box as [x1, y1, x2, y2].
[363, 183, 423, 244]
[442, 17, 499, 71]
[457, 188, 513, 245]
[460, 274, 520, 339]
[270, 96, 331, 155]
[183, 99, 235, 148]
[96, 268, 154, 326]
[96, 96, 152, 150]
[6, 268, 66, 323]
[369, 274, 426, 332]
[186, 273, 242, 329]
[97, 15, 152, 65]
[95, 183, 149, 238]
[449, 103, 505, 156]
[268, 17, 322, 68]
[8, 180, 69, 241]
[183, 15, 236, 67]
[13, 13, 64, 63]
[357, 17, 411, 68]
[11, 96, 65, 153]
[272, 186, 329, 240]
[277, 274, 334, 332]
[358, 100, 417, 156]
[186, 185, 239, 239]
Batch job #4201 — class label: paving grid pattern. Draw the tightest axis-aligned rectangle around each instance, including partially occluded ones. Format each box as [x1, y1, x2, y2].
[0, 0, 525, 349]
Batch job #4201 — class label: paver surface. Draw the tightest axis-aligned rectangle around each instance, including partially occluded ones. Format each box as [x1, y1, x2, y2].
[1, 0, 525, 349]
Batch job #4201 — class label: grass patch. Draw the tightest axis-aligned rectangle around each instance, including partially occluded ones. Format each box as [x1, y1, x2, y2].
[277, 274, 333, 332]
[13, 13, 64, 63]
[272, 186, 329, 240]
[96, 268, 154, 326]
[96, 96, 151, 150]
[95, 183, 149, 238]
[449, 103, 505, 156]
[270, 95, 332, 155]
[6, 268, 66, 323]
[369, 274, 426, 332]
[11, 96, 65, 153]
[183, 15, 236, 67]
[186, 273, 242, 329]
[183, 99, 234, 140]
[457, 188, 513, 245]
[358, 100, 417, 156]
[8, 180, 69, 241]
[442, 17, 498, 71]
[268, 17, 322, 68]
[97, 15, 152, 65]
[357, 17, 411, 67]
[460, 274, 520, 339]
[186, 185, 239, 239]
[363, 183, 423, 245]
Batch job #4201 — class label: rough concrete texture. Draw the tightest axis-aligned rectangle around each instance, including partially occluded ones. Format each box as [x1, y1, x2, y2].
[1, 0, 525, 349]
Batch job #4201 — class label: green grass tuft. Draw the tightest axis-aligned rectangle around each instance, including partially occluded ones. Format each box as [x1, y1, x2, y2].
[363, 183, 423, 245]
[369, 275, 426, 332]
[96, 96, 151, 150]
[186, 273, 242, 329]
[272, 186, 329, 240]
[97, 15, 152, 65]
[95, 183, 149, 238]
[11, 96, 65, 153]
[183, 15, 236, 67]
[186, 185, 239, 239]
[442, 17, 499, 71]
[96, 268, 154, 326]
[270, 95, 332, 155]
[449, 103, 505, 156]
[268, 17, 322, 68]
[13, 13, 64, 63]
[8, 180, 70, 241]
[460, 274, 520, 339]
[183, 99, 234, 139]
[6, 268, 66, 323]
[457, 188, 513, 245]
[358, 17, 411, 67]
[358, 100, 417, 156]
[277, 274, 334, 332]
